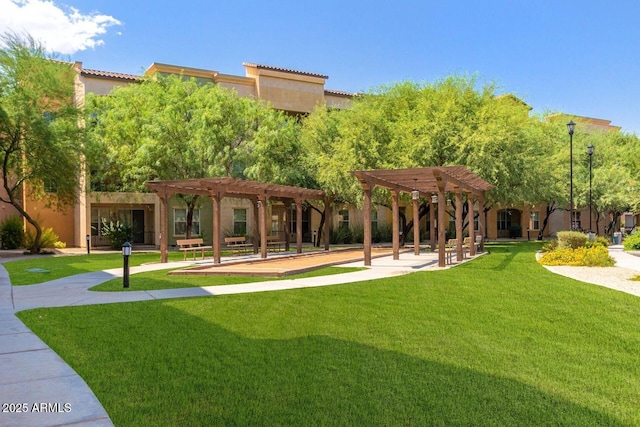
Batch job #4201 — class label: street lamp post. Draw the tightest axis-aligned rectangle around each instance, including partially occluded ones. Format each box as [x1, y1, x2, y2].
[122, 242, 131, 288]
[588, 143, 594, 232]
[567, 120, 576, 230]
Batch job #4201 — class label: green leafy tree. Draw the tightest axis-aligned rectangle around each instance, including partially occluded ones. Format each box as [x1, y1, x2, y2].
[0, 33, 82, 253]
[86, 74, 305, 238]
[301, 77, 560, 241]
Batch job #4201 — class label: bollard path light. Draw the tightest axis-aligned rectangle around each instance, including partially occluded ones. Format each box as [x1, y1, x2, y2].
[122, 242, 132, 288]
[86, 234, 90, 255]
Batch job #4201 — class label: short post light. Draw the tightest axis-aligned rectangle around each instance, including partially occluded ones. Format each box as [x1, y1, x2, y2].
[567, 120, 576, 230]
[122, 242, 132, 289]
[86, 234, 90, 255]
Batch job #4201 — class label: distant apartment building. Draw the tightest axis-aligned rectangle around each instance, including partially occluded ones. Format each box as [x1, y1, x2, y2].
[15, 61, 628, 249]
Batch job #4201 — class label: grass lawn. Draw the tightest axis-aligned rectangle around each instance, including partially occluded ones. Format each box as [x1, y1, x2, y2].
[4, 252, 181, 286]
[17, 242, 640, 426]
[90, 266, 366, 291]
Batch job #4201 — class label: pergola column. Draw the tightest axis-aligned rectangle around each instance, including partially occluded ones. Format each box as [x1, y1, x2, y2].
[467, 192, 476, 256]
[296, 199, 303, 254]
[259, 196, 267, 259]
[437, 186, 446, 267]
[159, 190, 168, 263]
[413, 191, 420, 256]
[392, 189, 400, 260]
[323, 197, 332, 251]
[479, 194, 486, 252]
[455, 189, 463, 261]
[252, 198, 259, 254]
[284, 202, 291, 252]
[429, 195, 436, 252]
[211, 192, 222, 264]
[363, 184, 372, 266]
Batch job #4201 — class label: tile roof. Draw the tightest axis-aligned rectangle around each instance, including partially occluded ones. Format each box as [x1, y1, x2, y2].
[81, 68, 141, 81]
[324, 88, 353, 98]
[243, 62, 328, 79]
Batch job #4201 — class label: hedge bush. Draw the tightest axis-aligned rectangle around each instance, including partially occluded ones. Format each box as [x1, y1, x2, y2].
[538, 245, 615, 267]
[557, 231, 587, 249]
[0, 216, 24, 249]
[623, 230, 640, 251]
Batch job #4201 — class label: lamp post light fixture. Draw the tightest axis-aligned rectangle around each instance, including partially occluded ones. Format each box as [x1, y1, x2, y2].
[431, 194, 438, 204]
[567, 120, 576, 230]
[122, 241, 131, 289]
[588, 143, 594, 232]
[86, 234, 90, 255]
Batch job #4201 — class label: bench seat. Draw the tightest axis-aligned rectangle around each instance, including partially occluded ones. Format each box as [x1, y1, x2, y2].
[176, 238, 212, 260]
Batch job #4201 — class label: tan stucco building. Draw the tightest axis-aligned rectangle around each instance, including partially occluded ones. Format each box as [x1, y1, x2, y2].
[15, 61, 627, 249]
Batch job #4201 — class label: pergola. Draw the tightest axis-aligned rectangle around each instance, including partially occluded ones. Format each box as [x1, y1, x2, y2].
[351, 166, 494, 267]
[146, 178, 329, 264]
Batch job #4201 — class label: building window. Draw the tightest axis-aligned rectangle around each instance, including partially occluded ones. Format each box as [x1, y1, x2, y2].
[174, 208, 200, 236]
[530, 211, 540, 230]
[234, 208, 247, 236]
[571, 211, 581, 230]
[497, 210, 511, 231]
[474, 212, 480, 231]
[371, 209, 378, 230]
[338, 209, 349, 229]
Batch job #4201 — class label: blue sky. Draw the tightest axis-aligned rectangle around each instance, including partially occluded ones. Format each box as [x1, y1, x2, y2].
[3, 0, 640, 134]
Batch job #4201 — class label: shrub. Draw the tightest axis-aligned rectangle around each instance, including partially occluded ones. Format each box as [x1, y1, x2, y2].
[330, 227, 352, 244]
[586, 235, 610, 249]
[100, 219, 133, 249]
[538, 245, 615, 267]
[25, 227, 63, 249]
[557, 231, 587, 249]
[0, 216, 24, 249]
[623, 230, 640, 251]
[350, 224, 364, 244]
[373, 224, 393, 243]
[541, 239, 558, 253]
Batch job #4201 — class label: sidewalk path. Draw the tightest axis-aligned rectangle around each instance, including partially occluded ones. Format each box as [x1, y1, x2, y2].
[0, 250, 446, 427]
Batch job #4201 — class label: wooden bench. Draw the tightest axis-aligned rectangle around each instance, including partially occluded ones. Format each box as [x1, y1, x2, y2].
[266, 235, 286, 252]
[445, 239, 458, 264]
[176, 238, 212, 260]
[224, 236, 253, 255]
[463, 236, 482, 254]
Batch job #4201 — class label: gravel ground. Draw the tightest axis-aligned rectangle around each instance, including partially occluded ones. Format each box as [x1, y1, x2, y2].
[543, 248, 640, 297]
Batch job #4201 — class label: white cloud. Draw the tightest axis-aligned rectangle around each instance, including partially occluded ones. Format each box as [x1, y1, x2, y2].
[0, 0, 122, 54]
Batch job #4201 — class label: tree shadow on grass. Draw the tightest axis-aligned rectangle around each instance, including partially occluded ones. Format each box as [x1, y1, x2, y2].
[20, 301, 628, 427]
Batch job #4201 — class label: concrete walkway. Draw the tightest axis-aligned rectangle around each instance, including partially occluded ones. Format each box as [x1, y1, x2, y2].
[0, 250, 449, 427]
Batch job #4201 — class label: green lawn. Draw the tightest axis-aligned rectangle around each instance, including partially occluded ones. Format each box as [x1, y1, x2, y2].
[4, 252, 178, 286]
[90, 266, 366, 291]
[17, 242, 640, 426]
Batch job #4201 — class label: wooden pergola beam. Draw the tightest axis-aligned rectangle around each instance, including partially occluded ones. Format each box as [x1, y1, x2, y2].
[146, 178, 327, 263]
[352, 166, 493, 268]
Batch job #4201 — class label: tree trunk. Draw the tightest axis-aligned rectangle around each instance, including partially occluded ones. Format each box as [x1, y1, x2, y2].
[538, 202, 557, 240]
